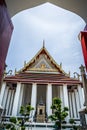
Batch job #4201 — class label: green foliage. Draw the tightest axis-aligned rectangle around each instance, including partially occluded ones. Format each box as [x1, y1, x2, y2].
[73, 125, 78, 130]
[5, 117, 17, 130]
[20, 106, 25, 116]
[10, 117, 17, 124]
[6, 123, 16, 130]
[19, 104, 34, 129]
[49, 97, 69, 129]
[20, 104, 34, 117]
[69, 118, 75, 124]
[21, 126, 25, 130]
[6, 124, 11, 129]
[69, 119, 78, 130]
[0, 122, 6, 129]
[10, 127, 16, 130]
[5, 104, 34, 130]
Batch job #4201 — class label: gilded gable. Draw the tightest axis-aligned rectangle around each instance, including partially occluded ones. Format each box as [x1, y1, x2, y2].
[17, 45, 67, 74]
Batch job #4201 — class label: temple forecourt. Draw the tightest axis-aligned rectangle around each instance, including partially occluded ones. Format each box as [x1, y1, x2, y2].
[0, 44, 84, 122]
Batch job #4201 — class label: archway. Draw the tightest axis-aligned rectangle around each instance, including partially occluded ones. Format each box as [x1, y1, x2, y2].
[5, 0, 87, 23]
[6, 2, 85, 75]
[5, 1, 87, 73]
[0, 0, 87, 83]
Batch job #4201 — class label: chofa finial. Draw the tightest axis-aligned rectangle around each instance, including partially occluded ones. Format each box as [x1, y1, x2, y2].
[43, 40, 45, 48]
[15, 68, 17, 74]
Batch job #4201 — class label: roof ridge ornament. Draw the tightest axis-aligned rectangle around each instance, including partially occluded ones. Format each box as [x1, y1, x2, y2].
[43, 40, 45, 48]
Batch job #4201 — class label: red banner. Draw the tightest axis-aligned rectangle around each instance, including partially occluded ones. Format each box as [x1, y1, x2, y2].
[0, 0, 14, 82]
[81, 31, 87, 71]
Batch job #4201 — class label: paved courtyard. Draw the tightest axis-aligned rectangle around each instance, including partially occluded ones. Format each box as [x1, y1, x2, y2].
[26, 128, 53, 130]
[25, 127, 70, 130]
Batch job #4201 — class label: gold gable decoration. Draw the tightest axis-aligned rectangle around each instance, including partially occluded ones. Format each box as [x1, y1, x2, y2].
[17, 43, 68, 75]
[40, 63, 46, 69]
[27, 67, 58, 72]
[24, 55, 58, 72]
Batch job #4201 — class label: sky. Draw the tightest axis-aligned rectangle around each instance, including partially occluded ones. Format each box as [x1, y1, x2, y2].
[6, 2, 86, 77]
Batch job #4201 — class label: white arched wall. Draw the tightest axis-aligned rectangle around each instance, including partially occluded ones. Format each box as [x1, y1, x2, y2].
[6, 0, 87, 23]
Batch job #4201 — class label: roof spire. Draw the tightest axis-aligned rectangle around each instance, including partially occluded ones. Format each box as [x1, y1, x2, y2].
[43, 40, 45, 48]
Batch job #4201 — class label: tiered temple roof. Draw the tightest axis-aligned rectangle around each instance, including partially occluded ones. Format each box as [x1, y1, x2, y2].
[4, 72, 81, 85]
[4, 44, 82, 85]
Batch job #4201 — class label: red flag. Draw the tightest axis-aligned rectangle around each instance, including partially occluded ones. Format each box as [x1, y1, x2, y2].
[0, 0, 14, 82]
[81, 31, 87, 71]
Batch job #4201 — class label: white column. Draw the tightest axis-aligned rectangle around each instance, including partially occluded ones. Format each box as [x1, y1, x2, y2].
[63, 84, 69, 108]
[58, 86, 60, 98]
[74, 89, 80, 118]
[2, 86, 9, 108]
[46, 83, 52, 116]
[0, 82, 6, 107]
[71, 91, 77, 118]
[10, 90, 15, 115]
[85, 114, 87, 124]
[77, 84, 84, 108]
[68, 92, 73, 118]
[8, 90, 14, 115]
[17, 84, 24, 115]
[6, 89, 11, 115]
[60, 86, 64, 108]
[31, 83, 37, 117]
[12, 82, 21, 116]
[63, 84, 69, 119]
[82, 87, 85, 104]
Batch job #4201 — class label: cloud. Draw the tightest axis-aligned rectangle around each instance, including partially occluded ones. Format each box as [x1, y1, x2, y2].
[6, 3, 85, 75]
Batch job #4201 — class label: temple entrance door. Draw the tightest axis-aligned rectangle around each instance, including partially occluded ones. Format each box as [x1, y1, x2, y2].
[36, 100, 46, 122]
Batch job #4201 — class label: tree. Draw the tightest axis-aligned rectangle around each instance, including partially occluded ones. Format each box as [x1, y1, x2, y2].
[19, 104, 34, 130]
[5, 104, 34, 130]
[49, 97, 69, 130]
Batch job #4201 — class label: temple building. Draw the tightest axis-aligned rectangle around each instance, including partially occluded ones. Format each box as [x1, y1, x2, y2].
[0, 45, 84, 122]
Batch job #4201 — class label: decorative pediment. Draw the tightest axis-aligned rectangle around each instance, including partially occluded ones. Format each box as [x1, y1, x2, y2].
[34, 58, 52, 69]
[27, 57, 58, 72]
[17, 44, 67, 74]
